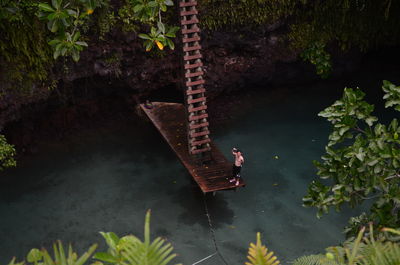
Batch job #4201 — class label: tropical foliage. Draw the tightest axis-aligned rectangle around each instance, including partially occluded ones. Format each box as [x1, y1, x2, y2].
[0, 134, 16, 171]
[8, 241, 97, 265]
[36, 0, 102, 61]
[303, 80, 400, 233]
[119, 0, 179, 51]
[7, 211, 400, 265]
[293, 225, 400, 265]
[200, 0, 400, 78]
[93, 210, 179, 265]
[0, 0, 177, 91]
[7, 210, 178, 265]
[0, 0, 53, 90]
[245, 233, 280, 265]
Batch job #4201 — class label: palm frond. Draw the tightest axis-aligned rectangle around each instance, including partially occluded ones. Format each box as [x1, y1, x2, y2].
[292, 254, 338, 265]
[7, 257, 25, 265]
[96, 210, 179, 265]
[245, 232, 280, 265]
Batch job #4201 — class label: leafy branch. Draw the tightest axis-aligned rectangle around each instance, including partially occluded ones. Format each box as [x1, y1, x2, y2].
[0, 134, 16, 171]
[37, 0, 104, 61]
[303, 81, 400, 233]
[121, 0, 179, 51]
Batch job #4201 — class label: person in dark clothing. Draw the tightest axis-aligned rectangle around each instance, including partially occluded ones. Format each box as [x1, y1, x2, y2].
[229, 148, 244, 186]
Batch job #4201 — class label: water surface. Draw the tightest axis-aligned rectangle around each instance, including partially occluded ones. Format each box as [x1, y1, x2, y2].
[1, 56, 399, 265]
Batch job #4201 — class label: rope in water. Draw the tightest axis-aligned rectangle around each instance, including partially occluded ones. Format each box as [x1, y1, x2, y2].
[191, 252, 217, 265]
[202, 194, 230, 265]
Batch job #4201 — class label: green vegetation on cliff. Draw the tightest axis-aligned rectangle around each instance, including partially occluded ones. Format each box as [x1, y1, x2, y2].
[0, 134, 16, 171]
[199, 0, 400, 78]
[1, 0, 400, 89]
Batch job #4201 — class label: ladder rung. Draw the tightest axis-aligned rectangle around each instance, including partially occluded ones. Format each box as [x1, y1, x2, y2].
[191, 146, 211, 155]
[183, 45, 201, 52]
[188, 113, 208, 121]
[189, 122, 209, 130]
[186, 88, 205, 95]
[184, 62, 202, 69]
[191, 138, 211, 146]
[191, 129, 210, 137]
[186, 79, 205, 87]
[185, 71, 203, 78]
[182, 36, 200, 43]
[181, 18, 199, 25]
[179, 1, 197, 7]
[180, 9, 198, 16]
[187, 96, 206, 104]
[184, 53, 202, 61]
[188, 105, 207, 112]
[182, 27, 200, 34]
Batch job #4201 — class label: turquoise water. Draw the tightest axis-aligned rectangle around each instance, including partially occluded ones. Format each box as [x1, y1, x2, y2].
[1, 58, 399, 265]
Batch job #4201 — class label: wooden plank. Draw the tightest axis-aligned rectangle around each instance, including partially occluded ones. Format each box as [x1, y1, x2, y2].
[190, 129, 209, 137]
[187, 96, 206, 104]
[188, 105, 207, 112]
[184, 62, 202, 69]
[189, 121, 209, 129]
[186, 88, 205, 95]
[186, 79, 205, 87]
[182, 27, 200, 34]
[179, 1, 197, 7]
[184, 53, 202, 61]
[191, 146, 211, 154]
[185, 71, 204, 78]
[188, 113, 208, 121]
[182, 36, 200, 43]
[183, 45, 201, 52]
[180, 9, 198, 16]
[191, 138, 211, 146]
[181, 18, 199, 25]
[140, 102, 245, 193]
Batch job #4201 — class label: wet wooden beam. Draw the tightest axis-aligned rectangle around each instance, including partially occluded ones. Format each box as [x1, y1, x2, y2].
[140, 102, 245, 193]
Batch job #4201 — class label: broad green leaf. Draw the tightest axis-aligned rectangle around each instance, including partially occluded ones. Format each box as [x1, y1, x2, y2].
[72, 31, 80, 42]
[48, 39, 60, 46]
[166, 38, 174, 50]
[138, 33, 151, 40]
[93, 252, 119, 263]
[67, 9, 77, 16]
[54, 48, 61, 59]
[52, 0, 60, 9]
[27, 248, 42, 263]
[164, 0, 173, 6]
[365, 116, 377, 126]
[76, 41, 88, 47]
[38, 3, 55, 12]
[148, 1, 158, 7]
[157, 21, 165, 33]
[71, 50, 80, 62]
[133, 4, 144, 13]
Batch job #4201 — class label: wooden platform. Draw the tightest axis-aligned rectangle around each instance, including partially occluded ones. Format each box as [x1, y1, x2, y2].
[140, 102, 245, 193]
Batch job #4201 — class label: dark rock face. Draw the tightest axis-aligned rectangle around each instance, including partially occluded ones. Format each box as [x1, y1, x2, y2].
[0, 23, 362, 151]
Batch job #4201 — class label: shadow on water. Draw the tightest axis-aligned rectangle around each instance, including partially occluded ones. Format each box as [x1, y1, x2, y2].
[173, 185, 234, 229]
[0, 168, 61, 203]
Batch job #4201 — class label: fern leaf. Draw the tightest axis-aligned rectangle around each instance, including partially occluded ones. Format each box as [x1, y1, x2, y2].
[245, 233, 280, 265]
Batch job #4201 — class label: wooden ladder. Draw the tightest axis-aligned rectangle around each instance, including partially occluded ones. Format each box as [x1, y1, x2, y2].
[179, 0, 211, 156]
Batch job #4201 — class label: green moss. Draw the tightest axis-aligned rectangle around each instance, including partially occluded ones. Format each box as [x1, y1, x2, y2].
[198, 0, 295, 30]
[0, 3, 53, 92]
